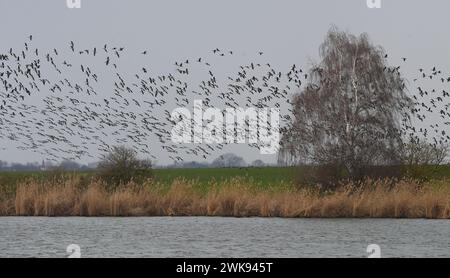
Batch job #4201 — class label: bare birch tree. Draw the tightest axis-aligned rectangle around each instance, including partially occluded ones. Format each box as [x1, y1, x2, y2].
[280, 28, 413, 180]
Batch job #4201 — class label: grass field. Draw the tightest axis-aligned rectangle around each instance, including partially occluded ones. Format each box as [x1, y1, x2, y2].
[2, 164, 449, 185]
[1, 165, 450, 195]
[0, 167, 296, 190]
[153, 167, 296, 186]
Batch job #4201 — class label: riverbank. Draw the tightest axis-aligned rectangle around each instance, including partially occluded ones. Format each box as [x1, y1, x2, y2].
[1, 177, 449, 218]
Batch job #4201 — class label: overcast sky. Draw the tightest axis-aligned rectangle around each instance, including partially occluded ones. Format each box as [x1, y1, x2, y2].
[0, 0, 449, 165]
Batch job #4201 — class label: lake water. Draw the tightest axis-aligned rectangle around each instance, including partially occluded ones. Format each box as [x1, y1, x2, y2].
[0, 217, 448, 258]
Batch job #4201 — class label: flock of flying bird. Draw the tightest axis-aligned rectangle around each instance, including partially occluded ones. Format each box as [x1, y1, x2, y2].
[0, 36, 305, 162]
[0, 35, 448, 163]
[408, 65, 450, 147]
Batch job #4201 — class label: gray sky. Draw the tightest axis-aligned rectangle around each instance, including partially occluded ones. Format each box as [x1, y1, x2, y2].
[0, 0, 449, 165]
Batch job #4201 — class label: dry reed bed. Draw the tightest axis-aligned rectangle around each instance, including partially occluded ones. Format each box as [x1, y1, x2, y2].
[0, 178, 450, 218]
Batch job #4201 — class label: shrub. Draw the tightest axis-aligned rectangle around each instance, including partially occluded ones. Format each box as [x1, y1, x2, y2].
[96, 146, 153, 189]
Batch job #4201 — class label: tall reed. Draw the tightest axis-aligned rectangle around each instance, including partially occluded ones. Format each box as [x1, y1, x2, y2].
[1, 177, 449, 218]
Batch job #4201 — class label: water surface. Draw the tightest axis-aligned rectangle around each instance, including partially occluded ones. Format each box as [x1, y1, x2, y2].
[0, 217, 448, 257]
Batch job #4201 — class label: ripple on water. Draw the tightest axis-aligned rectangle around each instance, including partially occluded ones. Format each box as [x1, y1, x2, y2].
[0, 217, 448, 258]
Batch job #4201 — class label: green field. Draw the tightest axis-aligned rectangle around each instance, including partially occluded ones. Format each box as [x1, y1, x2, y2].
[1, 165, 450, 187]
[0, 167, 296, 197]
[153, 167, 296, 185]
[0, 167, 294, 183]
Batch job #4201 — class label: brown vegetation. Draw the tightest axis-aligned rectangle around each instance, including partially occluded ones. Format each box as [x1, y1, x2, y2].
[1, 177, 449, 219]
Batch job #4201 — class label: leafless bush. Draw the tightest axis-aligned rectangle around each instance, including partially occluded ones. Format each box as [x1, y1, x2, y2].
[403, 139, 449, 166]
[401, 139, 450, 179]
[96, 146, 153, 189]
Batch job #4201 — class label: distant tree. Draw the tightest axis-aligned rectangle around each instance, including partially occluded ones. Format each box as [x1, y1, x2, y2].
[79, 165, 91, 171]
[171, 161, 209, 168]
[211, 153, 246, 168]
[280, 27, 413, 181]
[0, 160, 7, 170]
[87, 162, 100, 169]
[97, 146, 153, 188]
[10, 162, 40, 171]
[251, 159, 266, 167]
[59, 160, 81, 171]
